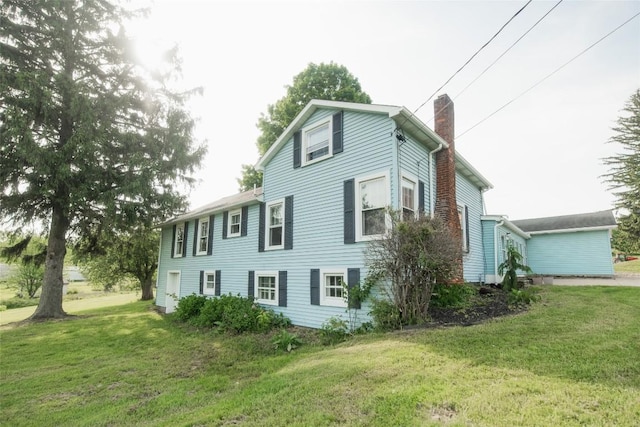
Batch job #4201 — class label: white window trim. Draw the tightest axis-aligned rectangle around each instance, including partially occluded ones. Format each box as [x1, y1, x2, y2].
[203, 270, 216, 296]
[227, 208, 242, 238]
[320, 268, 348, 308]
[458, 204, 468, 253]
[265, 198, 285, 251]
[301, 116, 333, 167]
[255, 271, 278, 306]
[196, 217, 210, 256]
[401, 172, 419, 219]
[173, 223, 185, 257]
[355, 170, 391, 242]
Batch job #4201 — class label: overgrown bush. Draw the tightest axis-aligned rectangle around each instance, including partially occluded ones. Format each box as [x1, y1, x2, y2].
[320, 316, 349, 345]
[369, 298, 402, 331]
[366, 212, 462, 327]
[430, 283, 475, 309]
[174, 293, 291, 334]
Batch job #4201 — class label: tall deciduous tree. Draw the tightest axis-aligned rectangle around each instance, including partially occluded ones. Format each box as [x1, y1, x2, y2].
[0, 0, 205, 319]
[76, 228, 160, 300]
[603, 89, 640, 249]
[238, 62, 372, 191]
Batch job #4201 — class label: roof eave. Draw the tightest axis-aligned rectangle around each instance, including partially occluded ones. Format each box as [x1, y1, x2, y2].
[528, 225, 617, 235]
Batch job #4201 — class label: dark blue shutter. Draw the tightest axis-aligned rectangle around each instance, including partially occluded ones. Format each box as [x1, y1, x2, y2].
[293, 131, 301, 168]
[215, 270, 221, 296]
[192, 218, 199, 256]
[171, 225, 176, 258]
[344, 179, 355, 244]
[241, 206, 248, 237]
[347, 268, 361, 309]
[182, 222, 189, 257]
[332, 111, 344, 154]
[207, 215, 214, 255]
[465, 205, 470, 252]
[199, 270, 204, 295]
[284, 196, 293, 250]
[278, 271, 287, 307]
[222, 211, 228, 239]
[248, 271, 255, 299]
[418, 180, 425, 214]
[258, 203, 265, 252]
[310, 269, 320, 305]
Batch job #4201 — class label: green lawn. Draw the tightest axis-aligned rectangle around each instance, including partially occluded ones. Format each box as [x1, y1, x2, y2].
[1, 286, 639, 426]
[615, 258, 640, 274]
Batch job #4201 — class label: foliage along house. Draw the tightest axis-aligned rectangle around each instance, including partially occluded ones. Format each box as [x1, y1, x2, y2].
[154, 95, 616, 328]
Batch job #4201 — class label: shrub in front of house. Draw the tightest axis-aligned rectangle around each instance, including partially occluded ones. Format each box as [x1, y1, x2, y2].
[174, 293, 291, 334]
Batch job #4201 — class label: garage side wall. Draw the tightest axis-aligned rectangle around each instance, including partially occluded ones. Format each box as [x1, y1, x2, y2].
[526, 230, 614, 277]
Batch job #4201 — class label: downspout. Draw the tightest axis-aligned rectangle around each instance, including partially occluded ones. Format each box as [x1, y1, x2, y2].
[155, 230, 163, 303]
[429, 141, 445, 216]
[494, 219, 504, 284]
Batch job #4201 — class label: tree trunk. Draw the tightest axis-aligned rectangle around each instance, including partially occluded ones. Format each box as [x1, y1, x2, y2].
[30, 205, 69, 319]
[140, 275, 154, 301]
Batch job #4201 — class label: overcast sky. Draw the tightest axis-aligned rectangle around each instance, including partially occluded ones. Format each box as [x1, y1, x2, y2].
[129, 0, 640, 221]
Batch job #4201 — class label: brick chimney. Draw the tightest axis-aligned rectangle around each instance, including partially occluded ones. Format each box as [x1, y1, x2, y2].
[434, 94, 463, 277]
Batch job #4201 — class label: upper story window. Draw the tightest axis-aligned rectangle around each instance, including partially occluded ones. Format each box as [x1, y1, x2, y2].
[401, 175, 418, 220]
[302, 118, 331, 166]
[458, 204, 469, 253]
[173, 223, 185, 257]
[266, 199, 284, 250]
[356, 172, 389, 241]
[228, 209, 241, 238]
[196, 217, 210, 255]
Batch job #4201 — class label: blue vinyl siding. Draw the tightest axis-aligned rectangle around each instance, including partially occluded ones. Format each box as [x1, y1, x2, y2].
[480, 219, 528, 283]
[398, 133, 431, 214]
[456, 173, 485, 283]
[526, 230, 614, 276]
[481, 219, 496, 278]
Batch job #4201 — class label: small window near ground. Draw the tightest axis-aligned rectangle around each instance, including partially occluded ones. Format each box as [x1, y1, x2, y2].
[203, 271, 216, 296]
[321, 270, 347, 307]
[255, 272, 278, 305]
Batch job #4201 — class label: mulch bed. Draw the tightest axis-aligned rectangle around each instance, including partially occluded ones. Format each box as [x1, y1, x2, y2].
[425, 287, 526, 327]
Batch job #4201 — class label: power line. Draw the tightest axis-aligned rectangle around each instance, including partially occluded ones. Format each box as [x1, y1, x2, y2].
[410, 0, 532, 117]
[457, 10, 640, 139]
[429, 0, 564, 124]
[394, 0, 533, 132]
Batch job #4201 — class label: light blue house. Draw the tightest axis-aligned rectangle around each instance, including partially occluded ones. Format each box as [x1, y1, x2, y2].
[154, 96, 617, 328]
[155, 96, 494, 328]
[511, 210, 617, 277]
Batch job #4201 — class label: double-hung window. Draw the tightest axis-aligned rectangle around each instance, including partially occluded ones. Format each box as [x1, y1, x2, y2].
[401, 175, 418, 220]
[203, 271, 216, 296]
[356, 172, 389, 240]
[196, 217, 209, 255]
[266, 199, 284, 250]
[173, 223, 185, 257]
[228, 209, 241, 238]
[255, 272, 278, 305]
[302, 118, 331, 166]
[321, 269, 347, 307]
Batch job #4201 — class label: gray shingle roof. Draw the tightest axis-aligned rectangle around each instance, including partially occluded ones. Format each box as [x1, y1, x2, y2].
[511, 210, 617, 233]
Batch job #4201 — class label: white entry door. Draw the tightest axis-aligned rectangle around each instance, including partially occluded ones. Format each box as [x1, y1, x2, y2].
[165, 271, 181, 314]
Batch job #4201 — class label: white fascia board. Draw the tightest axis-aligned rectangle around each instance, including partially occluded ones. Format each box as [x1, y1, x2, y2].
[528, 225, 617, 235]
[456, 153, 494, 191]
[255, 100, 402, 171]
[482, 215, 531, 239]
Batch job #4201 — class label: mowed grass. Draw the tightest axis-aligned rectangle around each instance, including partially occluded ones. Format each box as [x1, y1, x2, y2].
[615, 258, 640, 273]
[1, 286, 639, 426]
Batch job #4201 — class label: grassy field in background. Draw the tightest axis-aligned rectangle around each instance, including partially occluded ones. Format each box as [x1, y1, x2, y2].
[615, 258, 640, 274]
[2, 286, 639, 426]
